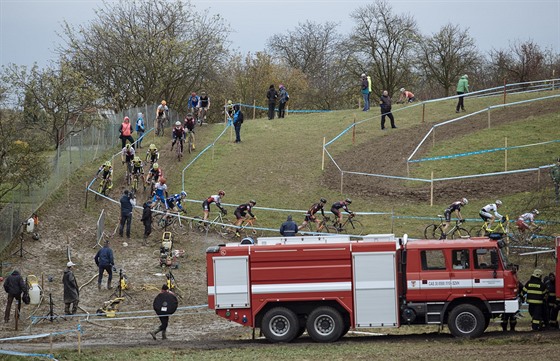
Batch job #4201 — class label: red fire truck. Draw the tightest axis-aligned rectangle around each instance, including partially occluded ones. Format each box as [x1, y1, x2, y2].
[206, 234, 556, 343]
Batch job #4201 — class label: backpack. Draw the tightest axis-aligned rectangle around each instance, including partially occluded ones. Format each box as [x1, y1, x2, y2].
[237, 111, 244, 124]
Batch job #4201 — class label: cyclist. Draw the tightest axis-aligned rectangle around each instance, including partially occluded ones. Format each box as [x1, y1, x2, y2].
[165, 191, 188, 214]
[299, 198, 327, 231]
[184, 112, 196, 150]
[225, 100, 234, 119]
[131, 156, 145, 182]
[152, 177, 169, 209]
[331, 198, 353, 230]
[121, 143, 135, 165]
[203, 190, 226, 221]
[146, 143, 160, 165]
[170, 121, 185, 153]
[146, 163, 163, 191]
[516, 209, 539, 233]
[156, 100, 169, 133]
[479, 200, 503, 230]
[233, 200, 257, 236]
[187, 92, 199, 115]
[441, 198, 468, 239]
[197, 91, 210, 124]
[95, 161, 113, 190]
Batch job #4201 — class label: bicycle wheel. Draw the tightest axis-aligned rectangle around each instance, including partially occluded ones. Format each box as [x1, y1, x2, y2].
[434, 225, 445, 240]
[187, 133, 193, 154]
[469, 226, 485, 237]
[451, 227, 471, 239]
[192, 216, 207, 233]
[322, 224, 338, 234]
[424, 224, 438, 239]
[95, 181, 105, 200]
[339, 219, 363, 236]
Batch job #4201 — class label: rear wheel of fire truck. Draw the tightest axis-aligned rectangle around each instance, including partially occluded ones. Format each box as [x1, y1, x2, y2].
[306, 306, 344, 343]
[447, 304, 485, 338]
[261, 307, 299, 343]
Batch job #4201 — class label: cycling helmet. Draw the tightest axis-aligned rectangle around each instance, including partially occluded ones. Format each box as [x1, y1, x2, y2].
[400, 88, 405, 92]
[104, 161, 111, 167]
[345, 198, 352, 204]
[149, 143, 156, 150]
[227, 100, 233, 105]
[495, 200, 502, 206]
[134, 156, 141, 163]
[249, 200, 257, 205]
[532, 209, 539, 215]
[186, 112, 193, 118]
[180, 191, 187, 198]
[153, 163, 159, 169]
[461, 198, 468, 205]
[124, 116, 130, 121]
[161, 100, 167, 105]
[218, 190, 225, 196]
[125, 144, 131, 149]
[175, 121, 181, 126]
[320, 198, 327, 203]
[201, 91, 206, 96]
[159, 177, 166, 185]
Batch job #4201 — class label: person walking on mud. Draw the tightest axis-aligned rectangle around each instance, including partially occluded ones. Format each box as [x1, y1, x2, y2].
[94, 240, 115, 290]
[150, 284, 178, 340]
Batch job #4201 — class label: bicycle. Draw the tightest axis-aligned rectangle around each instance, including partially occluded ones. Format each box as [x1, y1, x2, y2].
[469, 215, 510, 237]
[223, 217, 264, 240]
[175, 138, 184, 161]
[131, 172, 145, 197]
[332, 214, 364, 236]
[154, 210, 186, 230]
[197, 107, 207, 126]
[424, 216, 470, 240]
[300, 216, 337, 235]
[192, 211, 231, 238]
[186, 130, 195, 154]
[155, 115, 166, 136]
[95, 177, 112, 200]
[124, 161, 133, 186]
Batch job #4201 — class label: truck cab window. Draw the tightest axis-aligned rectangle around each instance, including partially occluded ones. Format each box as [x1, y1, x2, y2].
[451, 249, 469, 270]
[474, 248, 493, 269]
[420, 250, 446, 271]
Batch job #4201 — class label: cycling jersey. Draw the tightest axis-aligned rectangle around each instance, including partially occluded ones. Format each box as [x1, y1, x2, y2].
[147, 168, 162, 183]
[199, 95, 210, 108]
[188, 96, 199, 109]
[518, 212, 535, 223]
[234, 203, 254, 219]
[331, 201, 351, 217]
[157, 104, 168, 116]
[146, 149, 159, 163]
[152, 182, 168, 208]
[479, 203, 503, 221]
[172, 126, 185, 139]
[203, 195, 223, 212]
[306, 203, 326, 221]
[97, 165, 113, 179]
[184, 117, 195, 131]
[122, 147, 135, 161]
[132, 161, 143, 175]
[165, 194, 185, 212]
[444, 201, 463, 221]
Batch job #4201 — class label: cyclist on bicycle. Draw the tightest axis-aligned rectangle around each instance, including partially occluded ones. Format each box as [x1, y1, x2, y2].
[479, 200, 503, 229]
[171, 121, 186, 152]
[516, 209, 539, 233]
[441, 198, 468, 239]
[233, 200, 257, 236]
[197, 91, 210, 123]
[146, 143, 160, 165]
[225, 100, 234, 119]
[299, 198, 327, 231]
[165, 191, 187, 214]
[131, 156, 144, 181]
[203, 190, 226, 221]
[96, 161, 113, 190]
[152, 177, 169, 209]
[184, 112, 196, 150]
[187, 92, 199, 115]
[156, 100, 169, 133]
[331, 198, 353, 229]
[121, 143, 135, 167]
[146, 163, 163, 189]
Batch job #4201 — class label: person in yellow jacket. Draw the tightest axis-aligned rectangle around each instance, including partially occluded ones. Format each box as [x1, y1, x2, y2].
[523, 269, 548, 331]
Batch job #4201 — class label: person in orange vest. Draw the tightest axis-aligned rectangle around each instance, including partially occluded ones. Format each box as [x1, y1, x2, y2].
[119, 116, 135, 149]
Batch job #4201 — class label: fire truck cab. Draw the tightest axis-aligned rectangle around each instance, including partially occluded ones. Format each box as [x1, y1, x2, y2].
[206, 234, 521, 343]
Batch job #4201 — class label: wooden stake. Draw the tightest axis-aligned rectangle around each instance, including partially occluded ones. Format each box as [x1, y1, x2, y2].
[422, 103, 425, 123]
[432, 128, 435, 148]
[503, 78, 507, 104]
[340, 172, 344, 194]
[253, 99, 256, 120]
[504, 137, 508, 171]
[537, 168, 541, 183]
[352, 115, 356, 145]
[430, 171, 434, 207]
[321, 137, 326, 171]
[78, 328, 82, 354]
[488, 108, 491, 129]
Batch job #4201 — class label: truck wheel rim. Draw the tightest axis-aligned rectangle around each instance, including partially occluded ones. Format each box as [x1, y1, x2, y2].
[269, 316, 289, 337]
[455, 312, 477, 333]
[313, 315, 335, 335]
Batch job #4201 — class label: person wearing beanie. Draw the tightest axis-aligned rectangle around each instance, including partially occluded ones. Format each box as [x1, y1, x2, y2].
[63, 261, 79, 315]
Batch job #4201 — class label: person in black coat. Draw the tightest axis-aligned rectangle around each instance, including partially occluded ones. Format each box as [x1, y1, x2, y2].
[94, 240, 115, 290]
[150, 284, 178, 340]
[280, 215, 298, 237]
[119, 190, 136, 238]
[266, 84, 278, 120]
[63, 261, 79, 315]
[3, 269, 27, 323]
[379, 90, 397, 130]
[141, 201, 153, 242]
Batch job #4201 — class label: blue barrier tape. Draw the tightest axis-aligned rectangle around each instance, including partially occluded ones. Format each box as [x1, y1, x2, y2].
[0, 350, 57, 360]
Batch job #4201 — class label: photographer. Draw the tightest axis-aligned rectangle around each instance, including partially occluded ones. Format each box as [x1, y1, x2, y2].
[119, 190, 136, 238]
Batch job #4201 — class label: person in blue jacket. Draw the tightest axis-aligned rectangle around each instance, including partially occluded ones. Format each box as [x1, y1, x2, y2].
[233, 104, 244, 143]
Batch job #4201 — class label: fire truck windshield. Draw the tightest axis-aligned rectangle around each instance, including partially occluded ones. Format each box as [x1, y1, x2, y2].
[498, 248, 510, 269]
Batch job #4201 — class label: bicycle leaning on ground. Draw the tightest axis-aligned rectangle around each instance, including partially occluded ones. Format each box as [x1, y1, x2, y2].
[424, 216, 470, 240]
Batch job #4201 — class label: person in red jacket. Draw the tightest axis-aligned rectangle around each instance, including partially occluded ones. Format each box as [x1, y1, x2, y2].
[119, 116, 135, 149]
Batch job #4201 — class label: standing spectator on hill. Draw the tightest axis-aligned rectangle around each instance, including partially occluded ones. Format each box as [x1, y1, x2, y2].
[233, 104, 244, 143]
[266, 84, 278, 120]
[361, 73, 369, 111]
[380, 90, 397, 130]
[119, 116, 135, 149]
[280, 215, 298, 237]
[398, 88, 416, 103]
[136, 113, 145, 148]
[119, 190, 136, 239]
[3, 269, 26, 323]
[141, 201, 153, 242]
[367, 75, 372, 107]
[550, 157, 560, 204]
[63, 261, 79, 315]
[456, 74, 469, 113]
[94, 240, 114, 290]
[278, 85, 289, 118]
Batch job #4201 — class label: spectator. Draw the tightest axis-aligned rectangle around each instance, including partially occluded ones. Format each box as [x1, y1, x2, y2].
[522, 268, 547, 331]
[63, 261, 79, 315]
[119, 190, 136, 238]
[119, 116, 135, 149]
[361, 73, 369, 111]
[233, 104, 244, 143]
[278, 85, 289, 118]
[150, 284, 178, 340]
[456, 74, 469, 113]
[544, 272, 558, 329]
[94, 240, 115, 290]
[136, 112, 145, 148]
[266, 84, 278, 120]
[550, 157, 560, 204]
[280, 215, 298, 237]
[367, 75, 372, 107]
[380, 90, 397, 130]
[398, 88, 416, 103]
[501, 280, 523, 331]
[3, 269, 26, 323]
[141, 201, 153, 242]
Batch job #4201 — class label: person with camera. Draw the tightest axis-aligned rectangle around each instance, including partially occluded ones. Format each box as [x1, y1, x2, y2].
[119, 189, 136, 239]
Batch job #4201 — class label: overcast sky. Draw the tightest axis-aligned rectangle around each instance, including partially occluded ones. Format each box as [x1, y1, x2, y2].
[1, 0, 559, 68]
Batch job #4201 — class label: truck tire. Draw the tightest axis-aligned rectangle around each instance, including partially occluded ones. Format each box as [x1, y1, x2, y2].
[261, 307, 299, 343]
[306, 306, 344, 343]
[447, 304, 485, 338]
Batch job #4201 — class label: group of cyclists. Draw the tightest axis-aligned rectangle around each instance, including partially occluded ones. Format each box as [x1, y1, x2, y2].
[441, 197, 541, 239]
[298, 198, 354, 231]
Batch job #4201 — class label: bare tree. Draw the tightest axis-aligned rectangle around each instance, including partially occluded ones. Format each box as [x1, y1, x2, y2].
[59, 0, 229, 112]
[416, 23, 481, 97]
[489, 40, 549, 84]
[346, 0, 420, 99]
